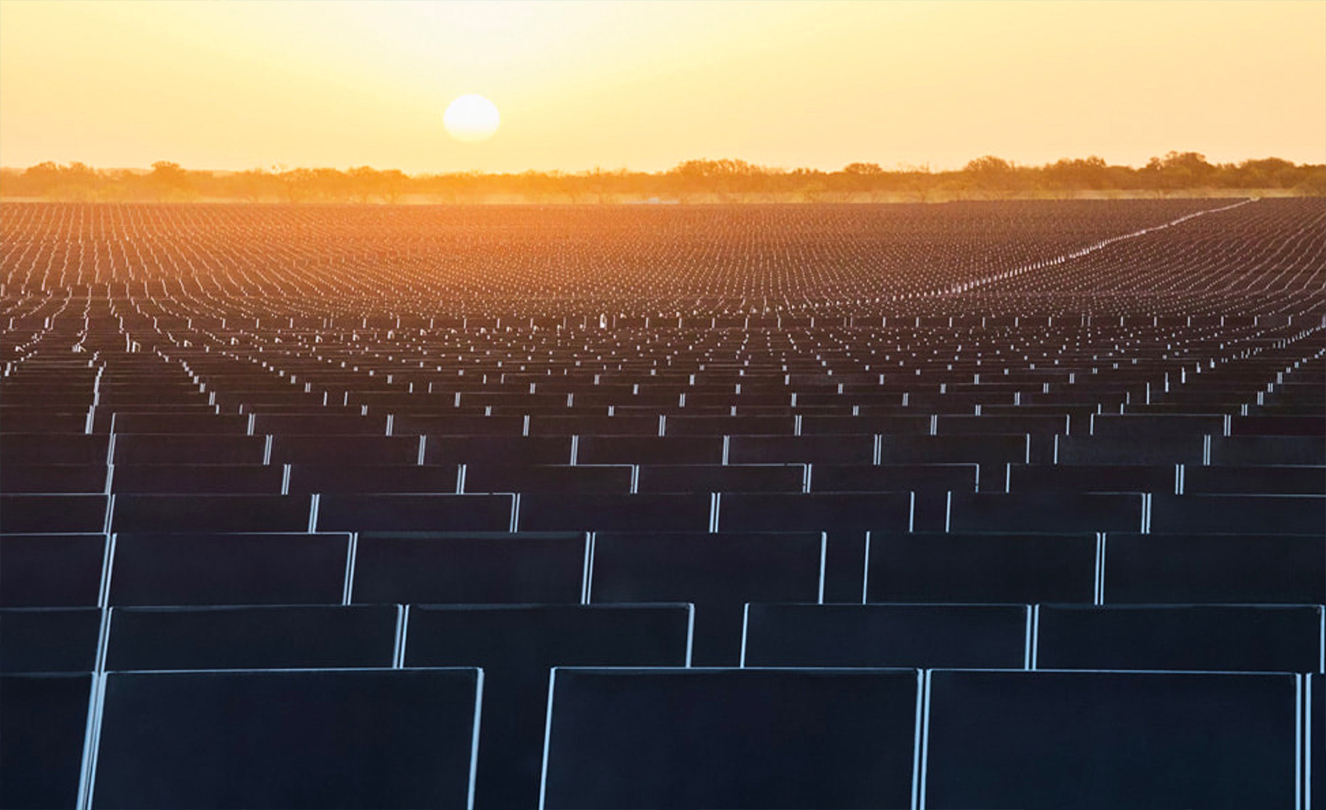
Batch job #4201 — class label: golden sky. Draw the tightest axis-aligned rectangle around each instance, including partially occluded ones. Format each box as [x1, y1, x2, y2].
[2, 0, 1323, 173]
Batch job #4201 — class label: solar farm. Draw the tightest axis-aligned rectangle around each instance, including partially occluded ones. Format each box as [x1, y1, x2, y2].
[2, 197, 1324, 809]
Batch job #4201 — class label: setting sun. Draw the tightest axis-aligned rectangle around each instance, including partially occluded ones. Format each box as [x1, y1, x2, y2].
[444, 94, 500, 144]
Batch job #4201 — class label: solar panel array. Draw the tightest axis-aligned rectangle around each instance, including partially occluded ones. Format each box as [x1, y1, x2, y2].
[2, 198, 1323, 809]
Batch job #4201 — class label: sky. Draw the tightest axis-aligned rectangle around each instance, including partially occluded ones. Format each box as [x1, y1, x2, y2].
[1, 0, 1323, 174]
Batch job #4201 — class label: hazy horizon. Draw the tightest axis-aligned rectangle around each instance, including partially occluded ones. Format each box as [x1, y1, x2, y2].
[3, 152, 1325, 177]
[2, 0, 1323, 175]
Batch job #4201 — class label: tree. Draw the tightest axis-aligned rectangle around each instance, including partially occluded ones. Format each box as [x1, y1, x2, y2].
[840, 163, 889, 201]
[1145, 151, 1216, 195]
[1045, 156, 1112, 194]
[963, 155, 1018, 198]
[278, 168, 317, 203]
[149, 161, 194, 199]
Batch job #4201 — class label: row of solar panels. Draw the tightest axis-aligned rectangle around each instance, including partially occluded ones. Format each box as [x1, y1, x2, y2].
[7, 665, 1320, 809]
[4, 489, 1323, 537]
[7, 602, 1325, 675]
[5, 461, 1325, 500]
[4, 430, 1323, 466]
[7, 531, 1324, 663]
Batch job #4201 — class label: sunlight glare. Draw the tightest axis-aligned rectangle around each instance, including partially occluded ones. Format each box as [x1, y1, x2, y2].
[444, 94, 500, 143]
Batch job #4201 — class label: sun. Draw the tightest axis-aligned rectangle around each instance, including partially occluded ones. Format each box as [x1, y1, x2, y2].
[443, 94, 500, 143]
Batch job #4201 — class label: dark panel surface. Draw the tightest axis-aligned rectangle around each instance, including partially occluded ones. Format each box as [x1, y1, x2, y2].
[743, 603, 1027, 669]
[543, 668, 919, 809]
[0, 608, 101, 673]
[1036, 604, 1323, 672]
[0, 673, 92, 810]
[108, 532, 349, 606]
[718, 492, 912, 533]
[110, 494, 312, 533]
[105, 605, 397, 670]
[92, 668, 480, 809]
[518, 493, 711, 532]
[867, 532, 1096, 604]
[0, 494, 108, 533]
[1105, 533, 1326, 604]
[1149, 494, 1326, 535]
[924, 669, 1300, 810]
[352, 532, 586, 604]
[0, 534, 106, 607]
[636, 464, 805, 494]
[315, 493, 513, 532]
[948, 492, 1145, 533]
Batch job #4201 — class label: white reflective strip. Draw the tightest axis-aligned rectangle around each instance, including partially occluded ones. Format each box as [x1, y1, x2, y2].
[510, 493, 521, 532]
[861, 532, 872, 604]
[342, 532, 357, 605]
[1097, 535, 1108, 604]
[1320, 607, 1325, 674]
[307, 493, 321, 533]
[393, 605, 409, 668]
[1024, 606, 1034, 670]
[1305, 675, 1313, 809]
[76, 673, 109, 810]
[581, 534, 594, 604]
[262, 435, 272, 465]
[817, 532, 827, 603]
[94, 608, 112, 675]
[468, 669, 484, 810]
[739, 604, 750, 667]
[1031, 605, 1041, 668]
[281, 464, 291, 496]
[417, 435, 427, 465]
[915, 670, 933, 810]
[684, 603, 695, 666]
[1296, 674, 1303, 810]
[97, 534, 117, 609]
[537, 670, 558, 810]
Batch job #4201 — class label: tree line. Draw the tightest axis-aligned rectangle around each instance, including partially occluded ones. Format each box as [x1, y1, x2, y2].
[2, 153, 1322, 203]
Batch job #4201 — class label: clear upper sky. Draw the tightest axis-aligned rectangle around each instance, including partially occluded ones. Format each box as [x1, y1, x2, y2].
[2, 0, 1322, 173]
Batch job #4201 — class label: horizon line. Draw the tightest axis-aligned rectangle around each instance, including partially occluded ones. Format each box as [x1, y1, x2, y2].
[4, 152, 1325, 177]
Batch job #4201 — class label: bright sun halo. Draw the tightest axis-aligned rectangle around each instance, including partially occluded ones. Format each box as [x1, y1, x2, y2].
[444, 94, 500, 143]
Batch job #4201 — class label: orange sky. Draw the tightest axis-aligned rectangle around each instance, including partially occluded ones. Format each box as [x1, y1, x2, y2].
[2, 0, 1323, 173]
